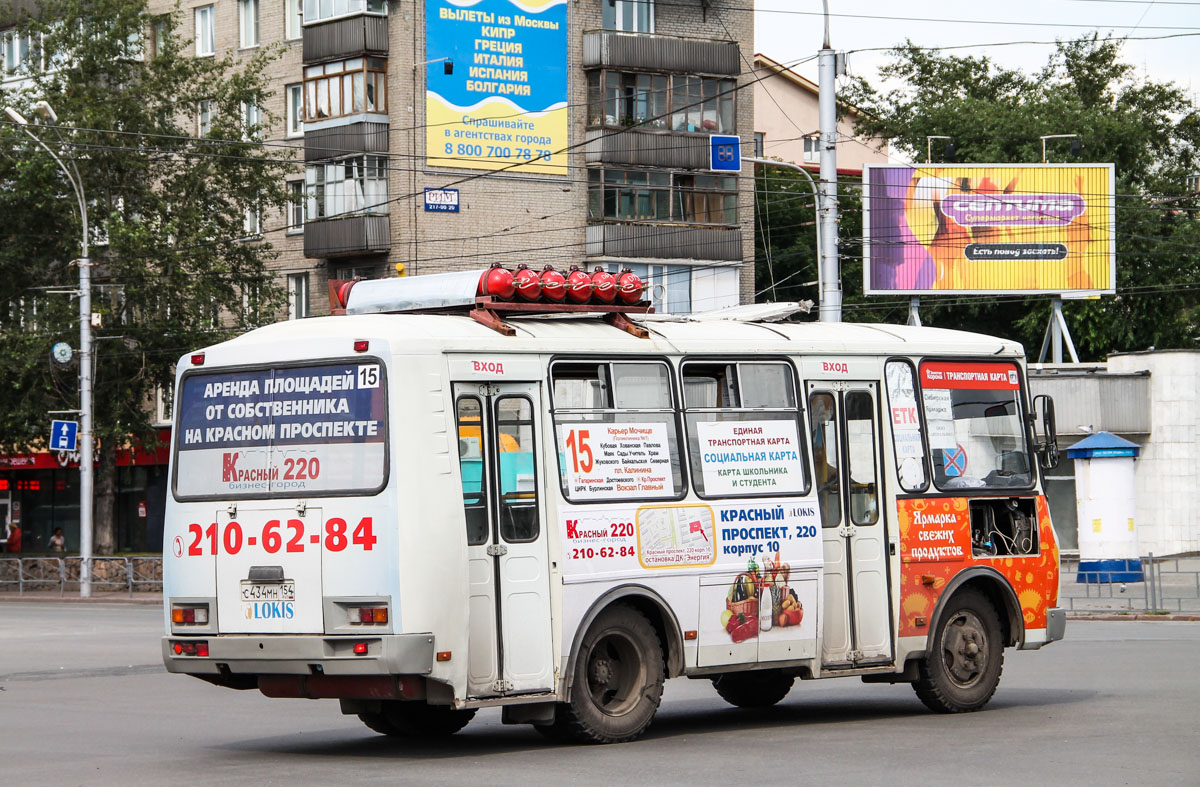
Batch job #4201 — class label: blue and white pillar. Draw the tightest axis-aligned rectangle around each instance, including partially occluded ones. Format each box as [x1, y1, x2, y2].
[1069, 431, 1143, 582]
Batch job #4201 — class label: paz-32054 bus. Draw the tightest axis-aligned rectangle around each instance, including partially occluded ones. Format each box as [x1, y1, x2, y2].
[162, 268, 1065, 744]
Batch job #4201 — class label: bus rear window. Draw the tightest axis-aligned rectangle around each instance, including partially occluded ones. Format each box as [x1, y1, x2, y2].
[919, 361, 1031, 491]
[173, 361, 388, 500]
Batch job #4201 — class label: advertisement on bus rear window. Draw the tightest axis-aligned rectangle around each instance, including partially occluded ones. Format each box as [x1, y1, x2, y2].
[173, 362, 387, 499]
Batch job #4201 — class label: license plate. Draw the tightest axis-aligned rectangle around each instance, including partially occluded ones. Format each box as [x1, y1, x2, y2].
[240, 580, 295, 601]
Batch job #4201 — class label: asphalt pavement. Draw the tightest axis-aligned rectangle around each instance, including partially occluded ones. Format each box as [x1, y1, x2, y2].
[2, 602, 1199, 785]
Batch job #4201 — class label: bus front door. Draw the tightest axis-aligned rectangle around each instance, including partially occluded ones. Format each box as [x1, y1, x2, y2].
[807, 382, 893, 668]
[454, 383, 554, 698]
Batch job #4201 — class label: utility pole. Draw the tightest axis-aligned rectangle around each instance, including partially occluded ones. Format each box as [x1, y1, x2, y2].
[817, 2, 842, 322]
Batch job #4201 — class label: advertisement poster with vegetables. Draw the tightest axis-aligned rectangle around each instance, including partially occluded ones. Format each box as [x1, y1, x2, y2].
[715, 553, 817, 645]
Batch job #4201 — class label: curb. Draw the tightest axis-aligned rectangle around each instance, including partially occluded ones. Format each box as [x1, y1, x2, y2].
[0, 593, 162, 606]
[1066, 612, 1200, 621]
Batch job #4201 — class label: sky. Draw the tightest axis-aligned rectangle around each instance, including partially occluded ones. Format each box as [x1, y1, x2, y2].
[753, 0, 1199, 99]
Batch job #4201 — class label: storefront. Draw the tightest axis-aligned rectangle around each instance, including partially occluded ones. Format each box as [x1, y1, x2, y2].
[0, 429, 170, 554]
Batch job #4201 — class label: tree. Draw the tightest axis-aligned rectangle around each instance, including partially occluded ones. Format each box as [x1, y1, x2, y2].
[835, 35, 1200, 356]
[0, 0, 293, 553]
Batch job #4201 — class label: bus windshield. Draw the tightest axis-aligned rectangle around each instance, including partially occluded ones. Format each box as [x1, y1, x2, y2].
[172, 360, 388, 500]
[919, 361, 1032, 490]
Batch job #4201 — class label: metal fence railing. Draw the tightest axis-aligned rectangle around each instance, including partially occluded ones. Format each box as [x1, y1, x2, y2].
[0, 556, 162, 597]
[1060, 554, 1200, 614]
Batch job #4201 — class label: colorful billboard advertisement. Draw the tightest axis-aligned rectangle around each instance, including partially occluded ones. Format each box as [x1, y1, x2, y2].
[863, 164, 1116, 294]
[424, 0, 568, 176]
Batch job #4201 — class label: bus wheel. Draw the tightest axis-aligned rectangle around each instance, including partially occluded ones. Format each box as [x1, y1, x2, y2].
[555, 603, 665, 744]
[913, 589, 1005, 713]
[712, 670, 795, 708]
[359, 702, 477, 737]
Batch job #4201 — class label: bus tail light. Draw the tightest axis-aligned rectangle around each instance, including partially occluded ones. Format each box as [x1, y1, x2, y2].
[171, 640, 209, 657]
[353, 642, 368, 655]
[190, 353, 205, 366]
[353, 340, 369, 353]
[350, 606, 388, 625]
[172, 603, 209, 625]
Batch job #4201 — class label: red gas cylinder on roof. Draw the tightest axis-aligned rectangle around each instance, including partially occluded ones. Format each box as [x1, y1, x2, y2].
[513, 264, 542, 301]
[477, 263, 515, 300]
[566, 266, 592, 303]
[616, 268, 644, 306]
[590, 267, 617, 304]
[539, 265, 566, 302]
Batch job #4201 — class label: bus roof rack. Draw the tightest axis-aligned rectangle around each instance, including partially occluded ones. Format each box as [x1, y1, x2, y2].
[328, 267, 653, 338]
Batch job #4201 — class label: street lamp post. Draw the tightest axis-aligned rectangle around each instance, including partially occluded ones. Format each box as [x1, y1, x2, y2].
[744, 157, 822, 303]
[5, 102, 94, 597]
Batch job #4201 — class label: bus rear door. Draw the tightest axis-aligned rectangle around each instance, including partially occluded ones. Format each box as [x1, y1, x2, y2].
[454, 382, 554, 697]
[807, 379, 893, 668]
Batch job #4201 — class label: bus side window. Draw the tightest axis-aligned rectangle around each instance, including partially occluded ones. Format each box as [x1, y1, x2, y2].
[496, 396, 538, 543]
[809, 392, 841, 528]
[884, 359, 929, 492]
[455, 397, 489, 546]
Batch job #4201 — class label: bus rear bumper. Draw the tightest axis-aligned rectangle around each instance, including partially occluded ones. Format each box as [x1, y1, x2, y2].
[161, 633, 435, 677]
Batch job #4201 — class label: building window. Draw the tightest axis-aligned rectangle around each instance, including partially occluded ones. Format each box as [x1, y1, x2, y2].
[285, 84, 304, 136]
[588, 169, 671, 221]
[285, 0, 303, 40]
[588, 169, 738, 225]
[287, 180, 305, 232]
[305, 155, 388, 220]
[288, 273, 310, 319]
[243, 206, 262, 238]
[670, 75, 735, 134]
[150, 17, 168, 58]
[195, 5, 215, 56]
[753, 132, 764, 157]
[586, 71, 735, 134]
[603, 0, 653, 33]
[239, 0, 259, 48]
[333, 264, 375, 279]
[675, 174, 738, 224]
[1188, 172, 1200, 194]
[303, 57, 387, 122]
[2, 30, 34, 77]
[803, 135, 818, 164]
[241, 101, 262, 140]
[197, 99, 214, 137]
[302, 0, 388, 26]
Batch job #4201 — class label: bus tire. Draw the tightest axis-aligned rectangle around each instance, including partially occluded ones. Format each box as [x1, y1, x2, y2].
[712, 670, 795, 708]
[913, 589, 1005, 713]
[359, 702, 477, 737]
[555, 603, 665, 744]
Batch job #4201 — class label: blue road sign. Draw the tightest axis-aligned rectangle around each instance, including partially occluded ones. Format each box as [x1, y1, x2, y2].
[709, 134, 742, 172]
[51, 420, 79, 453]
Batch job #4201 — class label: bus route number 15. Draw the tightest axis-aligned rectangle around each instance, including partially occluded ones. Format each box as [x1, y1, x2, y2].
[565, 429, 593, 473]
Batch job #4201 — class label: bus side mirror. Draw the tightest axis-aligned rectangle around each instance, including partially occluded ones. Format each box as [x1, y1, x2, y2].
[1033, 394, 1059, 469]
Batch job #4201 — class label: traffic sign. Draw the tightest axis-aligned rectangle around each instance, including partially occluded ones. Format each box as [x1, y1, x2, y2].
[51, 420, 79, 453]
[709, 134, 742, 172]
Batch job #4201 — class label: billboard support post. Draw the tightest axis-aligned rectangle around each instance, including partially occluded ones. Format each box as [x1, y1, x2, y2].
[907, 297, 921, 327]
[1038, 297, 1080, 364]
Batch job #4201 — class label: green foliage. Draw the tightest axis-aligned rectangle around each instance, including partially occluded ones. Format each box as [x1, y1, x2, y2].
[0, 0, 293, 550]
[757, 35, 1200, 355]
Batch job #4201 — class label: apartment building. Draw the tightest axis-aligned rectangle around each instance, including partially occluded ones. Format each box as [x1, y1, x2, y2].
[143, 0, 758, 316]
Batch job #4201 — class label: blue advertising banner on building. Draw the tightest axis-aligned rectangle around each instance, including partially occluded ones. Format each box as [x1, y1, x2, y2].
[424, 0, 568, 176]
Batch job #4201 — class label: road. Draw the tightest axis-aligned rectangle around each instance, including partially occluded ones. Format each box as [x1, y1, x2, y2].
[2, 602, 1198, 786]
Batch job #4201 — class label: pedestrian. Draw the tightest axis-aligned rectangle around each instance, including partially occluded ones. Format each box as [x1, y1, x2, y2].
[3, 522, 20, 553]
[48, 527, 66, 552]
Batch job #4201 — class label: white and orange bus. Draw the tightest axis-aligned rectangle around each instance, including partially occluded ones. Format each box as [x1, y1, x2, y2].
[162, 269, 1065, 743]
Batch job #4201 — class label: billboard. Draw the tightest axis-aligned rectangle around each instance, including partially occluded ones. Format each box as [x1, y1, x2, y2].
[863, 164, 1116, 294]
[424, 0, 568, 176]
